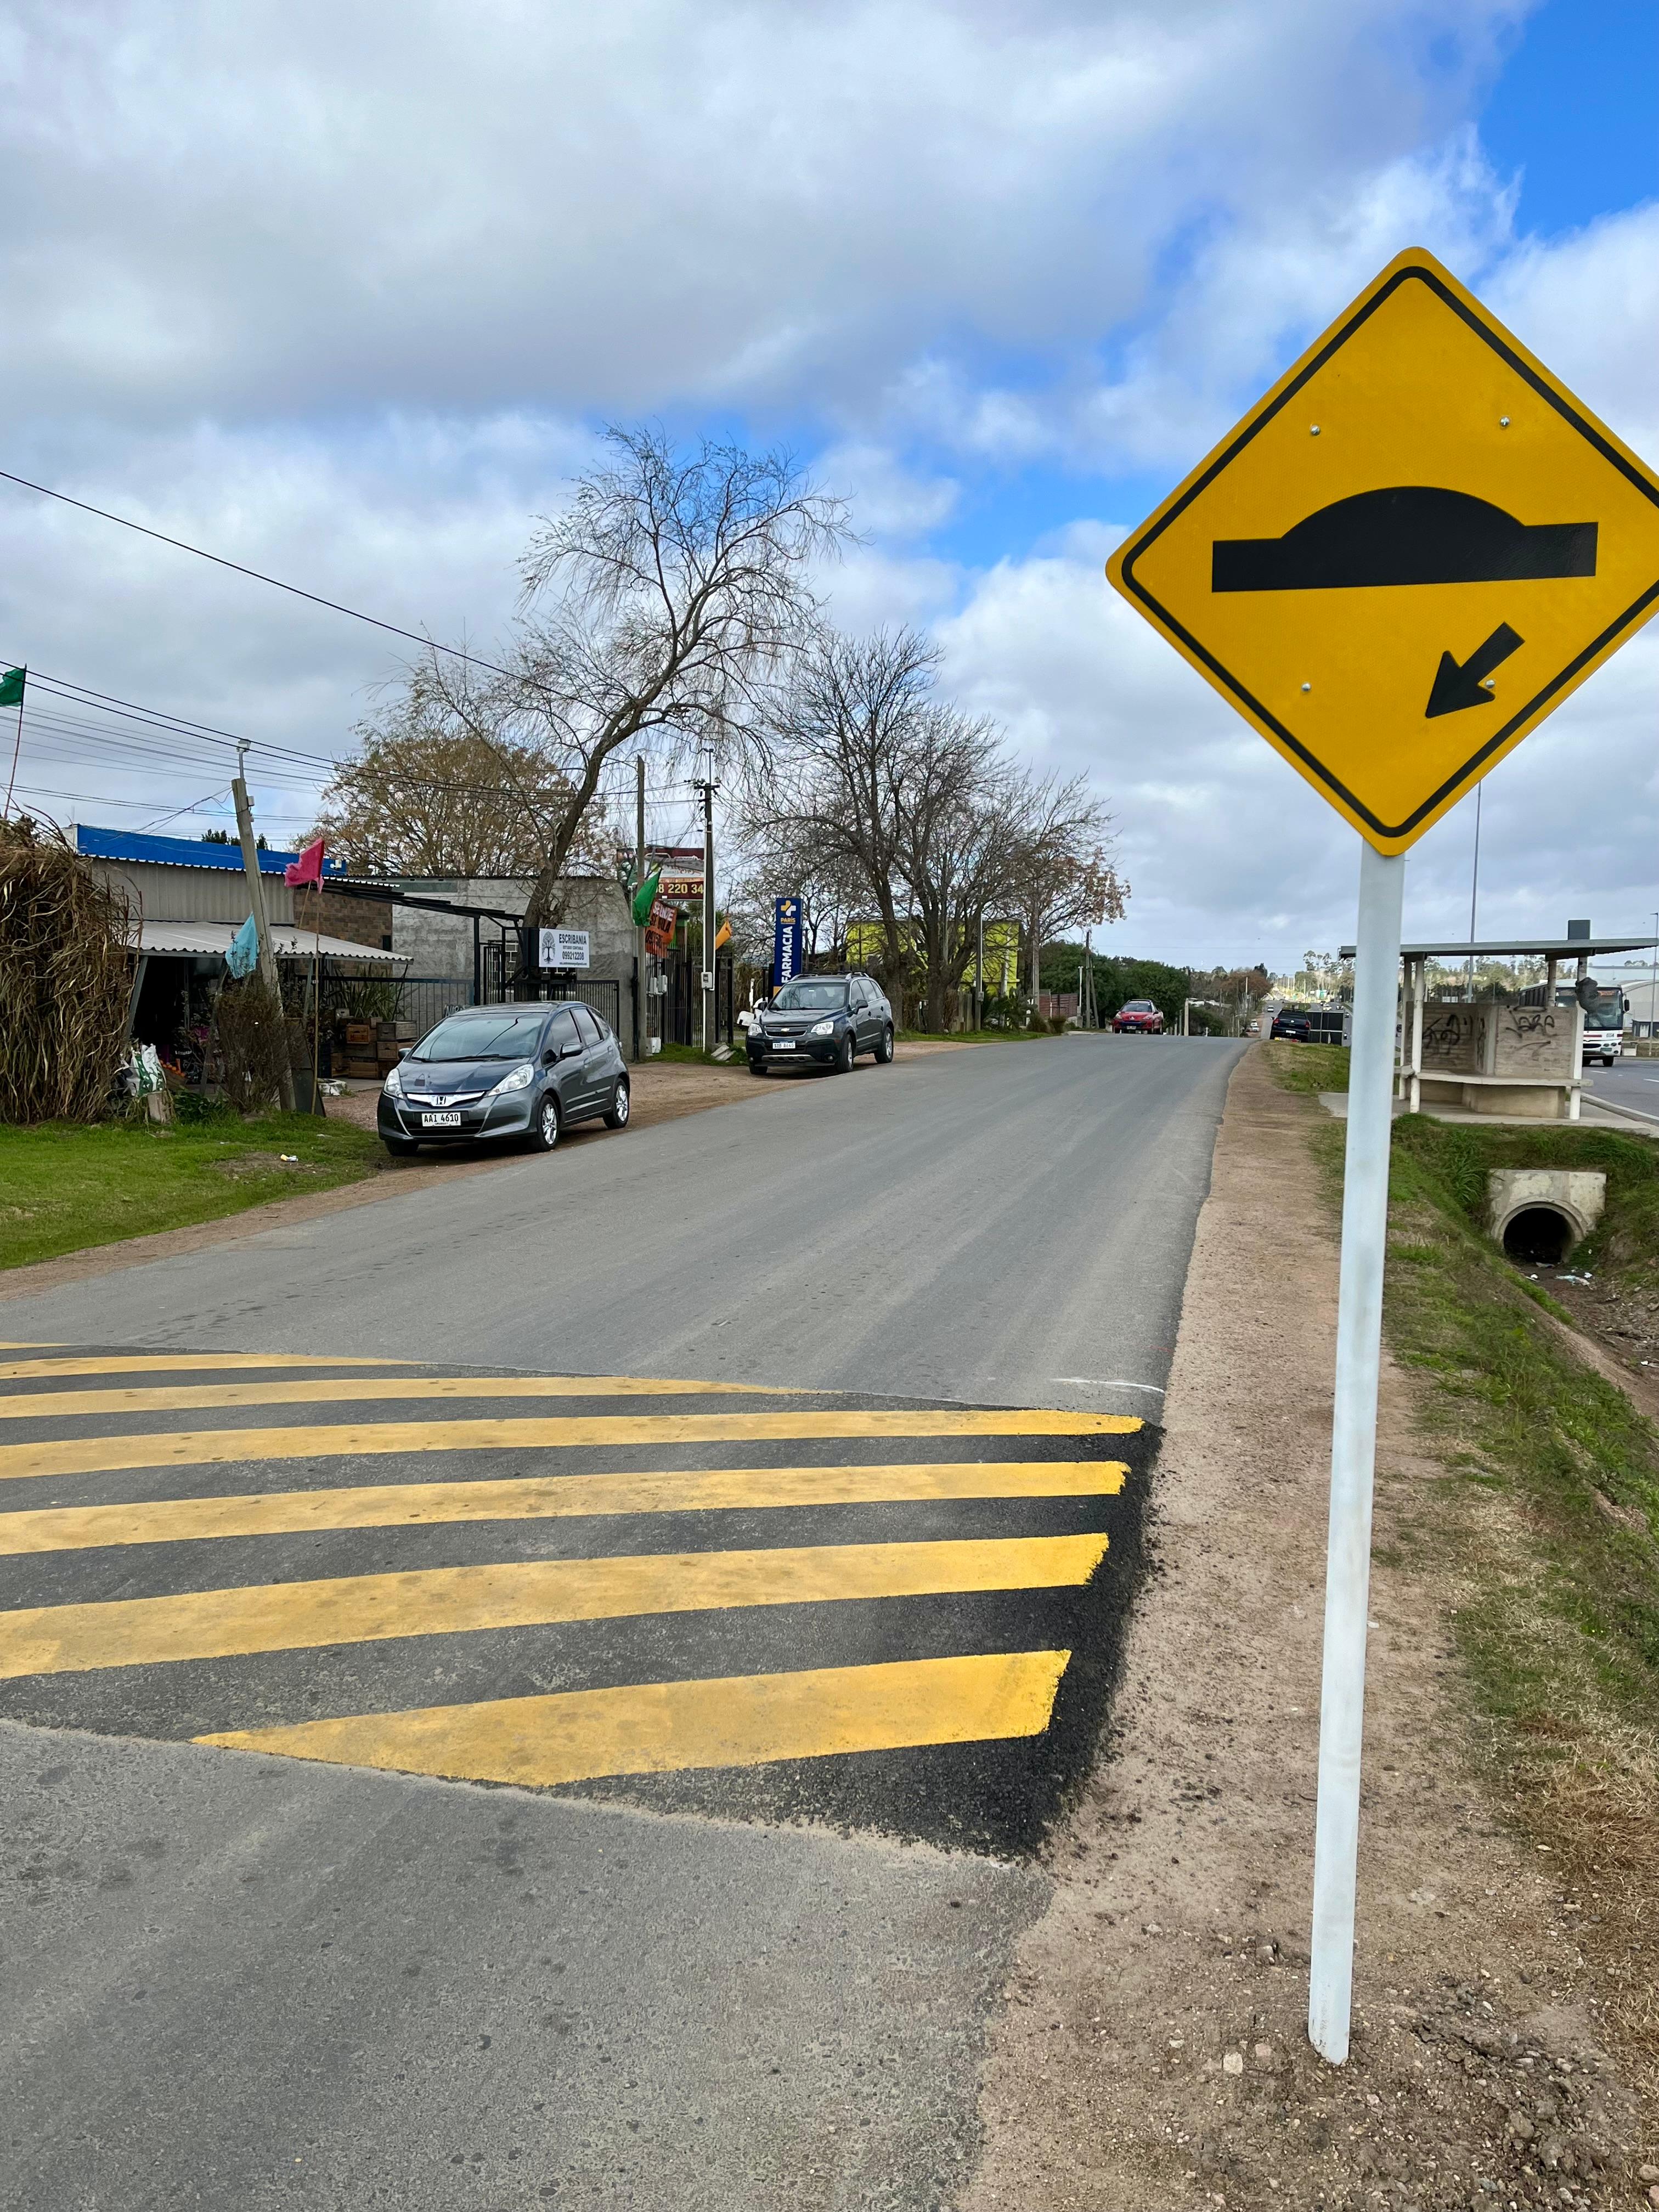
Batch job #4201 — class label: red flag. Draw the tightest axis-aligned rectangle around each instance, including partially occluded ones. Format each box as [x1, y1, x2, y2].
[284, 836, 325, 888]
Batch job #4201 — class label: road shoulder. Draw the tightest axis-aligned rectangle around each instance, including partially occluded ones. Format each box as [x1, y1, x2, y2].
[959, 1043, 1648, 2209]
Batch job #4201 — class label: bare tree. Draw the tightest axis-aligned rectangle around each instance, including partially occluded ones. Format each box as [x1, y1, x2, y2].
[406, 426, 845, 927]
[1005, 772, 1127, 996]
[737, 628, 939, 1016]
[890, 706, 1009, 1033]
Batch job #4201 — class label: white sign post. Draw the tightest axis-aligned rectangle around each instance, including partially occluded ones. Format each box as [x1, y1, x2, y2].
[1307, 841, 1403, 2062]
[538, 927, 590, 971]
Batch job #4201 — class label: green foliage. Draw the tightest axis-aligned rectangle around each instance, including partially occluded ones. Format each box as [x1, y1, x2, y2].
[1037, 944, 1191, 1024]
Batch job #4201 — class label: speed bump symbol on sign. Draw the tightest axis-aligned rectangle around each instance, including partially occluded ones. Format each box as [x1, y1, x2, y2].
[1107, 246, 1659, 851]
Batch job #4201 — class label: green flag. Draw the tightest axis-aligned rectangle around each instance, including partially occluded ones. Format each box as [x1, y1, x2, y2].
[630, 869, 661, 926]
[0, 667, 23, 709]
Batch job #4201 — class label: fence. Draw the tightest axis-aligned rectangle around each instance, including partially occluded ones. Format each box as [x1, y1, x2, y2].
[398, 974, 623, 1040]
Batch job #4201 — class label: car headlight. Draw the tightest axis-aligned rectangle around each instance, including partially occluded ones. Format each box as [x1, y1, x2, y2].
[493, 1061, 537, 1094]
[809, 1018, 836, 1036]
[382, 1063, 404, 1095]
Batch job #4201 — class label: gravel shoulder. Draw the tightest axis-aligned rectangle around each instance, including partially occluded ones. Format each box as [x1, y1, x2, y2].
[959, 1045, 1652, 2210]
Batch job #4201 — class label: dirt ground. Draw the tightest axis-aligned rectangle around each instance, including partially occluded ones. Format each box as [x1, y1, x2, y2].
[960, 1046, 1656, 2211]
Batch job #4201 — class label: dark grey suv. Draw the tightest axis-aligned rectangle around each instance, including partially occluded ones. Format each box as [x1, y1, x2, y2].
[747, 972, 894, 1075]
[379, 1002, 629, 1156]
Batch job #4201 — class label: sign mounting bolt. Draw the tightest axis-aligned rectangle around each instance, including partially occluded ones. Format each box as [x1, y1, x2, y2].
[1310, 425, 1321, 436]
[1301, 681, 1312, 692]
[1500, 415, 1511, 427]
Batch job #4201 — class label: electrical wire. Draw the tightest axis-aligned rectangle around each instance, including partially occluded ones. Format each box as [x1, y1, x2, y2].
[0, 469, 520, 680]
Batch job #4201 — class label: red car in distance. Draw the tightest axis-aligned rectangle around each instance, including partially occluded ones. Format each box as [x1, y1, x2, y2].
[1112, 998, 1165, 1035]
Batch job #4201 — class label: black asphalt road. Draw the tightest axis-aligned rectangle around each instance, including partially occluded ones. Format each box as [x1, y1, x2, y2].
[0, 1038, 1242, 2209]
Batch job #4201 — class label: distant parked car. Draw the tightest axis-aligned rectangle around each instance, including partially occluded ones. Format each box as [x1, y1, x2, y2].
[747, 973, 894, 1074]
[1271, 1006, 1313, 1042]
[379, 1002, 629, 1156]
[1111, 998, 1165, 1035]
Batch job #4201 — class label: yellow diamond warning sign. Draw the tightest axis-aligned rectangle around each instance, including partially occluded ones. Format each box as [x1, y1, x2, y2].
[1107, 247, 1659, 852]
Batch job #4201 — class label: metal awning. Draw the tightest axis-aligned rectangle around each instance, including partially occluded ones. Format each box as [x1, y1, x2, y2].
[1339, 935, 1659, 960]
[136, 921, 402, 964]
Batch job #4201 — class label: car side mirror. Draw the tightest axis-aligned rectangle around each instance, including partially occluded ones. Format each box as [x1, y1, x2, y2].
[542, 1051, 557, 1066]
[562, 1041, 583, 1059]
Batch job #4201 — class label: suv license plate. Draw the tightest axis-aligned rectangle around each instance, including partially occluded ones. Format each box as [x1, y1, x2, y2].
[772, 1040, 796, 1051]
[421, 1111, 462, 1128]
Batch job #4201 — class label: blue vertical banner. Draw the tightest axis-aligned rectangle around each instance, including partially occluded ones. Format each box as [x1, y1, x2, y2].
[772, 895, 804, 989]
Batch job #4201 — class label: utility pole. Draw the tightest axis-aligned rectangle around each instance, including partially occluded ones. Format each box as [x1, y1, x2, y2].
[976, 911, 985, 1031]
[696, 754, 718, 1054]
[634, 756, 646, 1063]
[232, 746, 295, 1111]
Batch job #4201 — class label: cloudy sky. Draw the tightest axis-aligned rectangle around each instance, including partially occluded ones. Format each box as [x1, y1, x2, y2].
[1, 0, 1655, 970]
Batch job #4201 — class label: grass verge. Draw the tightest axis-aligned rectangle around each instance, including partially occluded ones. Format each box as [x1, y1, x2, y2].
[0, 1110, 386, 1271]
[1269, 1041, 1659, 2087]
[1263, 1037, 1351, 1093]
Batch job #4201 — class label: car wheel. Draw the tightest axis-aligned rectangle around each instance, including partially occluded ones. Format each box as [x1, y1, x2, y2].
[874, 1025, 894, 1064]
[748, 1059, 769, 1077]
[529, 1095, 561, 1152]
[603, 1079, 631, 1129]
[834, 1033, 855, 1074]
[381, 1135, 419, 1159]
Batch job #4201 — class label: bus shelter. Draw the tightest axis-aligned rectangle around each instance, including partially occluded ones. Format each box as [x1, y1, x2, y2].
[1338, 933, 1659, 1122]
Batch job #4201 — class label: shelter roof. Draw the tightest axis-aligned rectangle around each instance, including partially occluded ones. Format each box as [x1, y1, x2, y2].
[1338, 936, 1659, 960]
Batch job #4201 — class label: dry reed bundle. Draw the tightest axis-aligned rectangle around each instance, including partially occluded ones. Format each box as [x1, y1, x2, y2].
[0, 817, 135, 1124]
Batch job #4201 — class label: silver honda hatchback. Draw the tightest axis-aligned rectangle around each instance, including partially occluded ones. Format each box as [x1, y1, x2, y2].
[379, 1003, 630, 1156]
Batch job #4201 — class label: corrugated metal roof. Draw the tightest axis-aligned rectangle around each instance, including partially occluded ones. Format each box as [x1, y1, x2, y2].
[138, 920, 399, 964]
[75, 823, 347, 877]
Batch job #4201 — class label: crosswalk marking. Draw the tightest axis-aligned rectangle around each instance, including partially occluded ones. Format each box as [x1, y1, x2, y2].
[0, 1374, 798, 1421]
[0, 1532, 1110, 1678]
[0, 1460, 1128, 1554]
[0, 1353, 415, 1383]
[195, 1649, 1074, 1786]
[0, 1407, 1141, 1483]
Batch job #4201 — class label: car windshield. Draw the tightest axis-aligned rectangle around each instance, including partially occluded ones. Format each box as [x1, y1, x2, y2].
[413, 1012, 545, 1061]
[1122, 1001, 1155, 1013]
[771, 980, 849, 1009]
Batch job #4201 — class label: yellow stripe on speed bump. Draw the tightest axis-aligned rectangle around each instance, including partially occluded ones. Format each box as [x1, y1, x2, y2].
[0, 1460, 1128, 1554]
[196, 1649, 1074, 1785]
[0, 1353, 416, 1383]
[0, 1533, 1109, 1677]
[0, 1408, 1140, 1484]
[0, 1375, 803, 1421]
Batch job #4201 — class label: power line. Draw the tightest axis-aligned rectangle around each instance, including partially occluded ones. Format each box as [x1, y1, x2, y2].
[0, 469, 519, 680]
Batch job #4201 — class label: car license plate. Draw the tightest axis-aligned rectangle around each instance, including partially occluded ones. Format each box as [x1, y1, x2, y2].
[772, 1040, 796, 1051]
[421, 1111, 462, 1128]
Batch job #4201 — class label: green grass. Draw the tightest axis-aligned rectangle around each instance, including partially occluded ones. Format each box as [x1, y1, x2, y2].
[1263, 1038, 1351, 1093]
[0, 1110, 386, 1271]
[1372, 1115, 1659, 1736]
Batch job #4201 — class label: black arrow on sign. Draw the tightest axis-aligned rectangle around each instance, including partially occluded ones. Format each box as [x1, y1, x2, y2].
[1425, 622, 1523, 718]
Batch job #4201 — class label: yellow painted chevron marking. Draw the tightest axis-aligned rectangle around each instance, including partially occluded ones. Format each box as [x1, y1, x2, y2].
[0, 1353, 414, 1383]
[0, 1533, 1109, 1677]
[0, 1408, 1139, 1483]
[196, 1649, 1074, 1784]
[0, 1375, 796, 1421]
[0, 1460, 1128, 1554]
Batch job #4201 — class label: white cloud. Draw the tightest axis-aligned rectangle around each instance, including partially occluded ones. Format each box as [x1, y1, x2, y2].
[12, 0, 1658, 972]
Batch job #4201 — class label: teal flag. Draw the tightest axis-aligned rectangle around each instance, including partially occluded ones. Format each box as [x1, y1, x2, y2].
[225, 914, 259, 978]
[0, 667, 24, 708]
